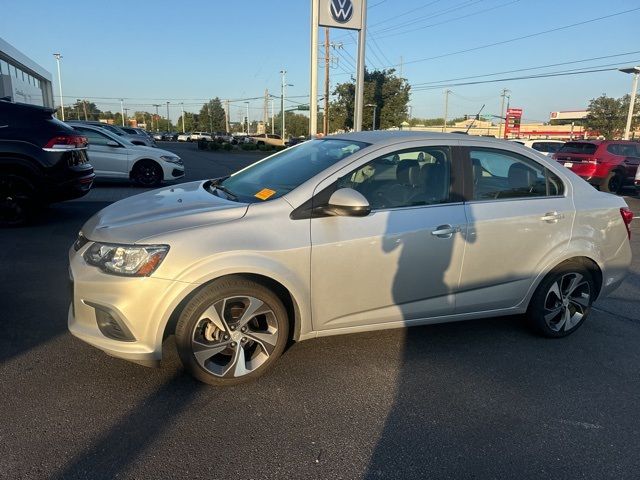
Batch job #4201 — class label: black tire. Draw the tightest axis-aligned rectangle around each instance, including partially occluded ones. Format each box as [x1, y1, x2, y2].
[0, 173, 37, 227]
[527, 260, 595, 338]
[601, 171, 623, 194]
[131, 160, 163, 187]
[175, 277, 289, 386]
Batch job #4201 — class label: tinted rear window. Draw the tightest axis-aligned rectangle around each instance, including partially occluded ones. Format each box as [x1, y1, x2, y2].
[558, 142, 597, 154]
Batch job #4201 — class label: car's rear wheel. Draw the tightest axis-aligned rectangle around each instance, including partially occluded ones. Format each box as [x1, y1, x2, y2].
[601, 171, 623, 194]
[131, 160, 163, 187]
[527, 261, 595, 337]
[0, 173, 36, 227]
[175, 277, 289, 385]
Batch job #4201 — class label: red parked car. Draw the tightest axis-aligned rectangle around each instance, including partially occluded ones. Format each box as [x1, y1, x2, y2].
[552, 140, 640, 193]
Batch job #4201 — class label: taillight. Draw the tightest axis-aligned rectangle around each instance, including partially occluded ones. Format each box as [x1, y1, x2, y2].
[44, 135, 88, 150]
[620, 207, 633, 239]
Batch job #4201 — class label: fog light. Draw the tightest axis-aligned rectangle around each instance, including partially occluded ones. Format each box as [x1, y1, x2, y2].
[86, 302, 135, 342]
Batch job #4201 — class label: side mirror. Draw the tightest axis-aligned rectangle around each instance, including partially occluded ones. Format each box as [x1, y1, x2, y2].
[323, 188, 371, 217]
[106, 140, 120, 147]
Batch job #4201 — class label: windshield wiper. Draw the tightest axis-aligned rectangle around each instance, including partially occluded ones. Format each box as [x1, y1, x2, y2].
[209, 178, 238, 200]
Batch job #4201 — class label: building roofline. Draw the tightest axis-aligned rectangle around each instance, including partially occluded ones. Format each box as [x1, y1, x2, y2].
[0, 36, 52, 82]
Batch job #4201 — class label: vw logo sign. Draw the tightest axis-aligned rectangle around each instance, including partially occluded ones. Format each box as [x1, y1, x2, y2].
[330, 0, 353, 23]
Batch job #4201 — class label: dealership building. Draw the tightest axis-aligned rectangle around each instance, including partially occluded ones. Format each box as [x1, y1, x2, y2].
[0, 36, 54, 108]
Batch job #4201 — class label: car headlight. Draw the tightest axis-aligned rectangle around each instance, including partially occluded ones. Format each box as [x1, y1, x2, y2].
[160, 155, 183, 165]
[84, 243, 169, 276]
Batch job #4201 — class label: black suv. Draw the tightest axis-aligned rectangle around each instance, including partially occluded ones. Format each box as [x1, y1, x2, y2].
[0, 99, 95, 225]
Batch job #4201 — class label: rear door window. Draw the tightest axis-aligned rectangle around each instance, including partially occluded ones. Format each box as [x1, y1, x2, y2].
[469, 148, 564, 200]
[558, 142, 597, 155]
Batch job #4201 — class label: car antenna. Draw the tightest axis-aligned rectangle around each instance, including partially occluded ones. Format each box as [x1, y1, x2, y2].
[465, 104, 486, 134]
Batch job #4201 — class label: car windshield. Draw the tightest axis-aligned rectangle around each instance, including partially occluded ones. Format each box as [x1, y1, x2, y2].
[216, 139, 368, 202]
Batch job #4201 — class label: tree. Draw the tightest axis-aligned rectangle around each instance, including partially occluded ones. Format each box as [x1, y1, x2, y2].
[330, 68, 410, 132]
[55, 101, 102, 121]
[176, 112, 199, 132]
[584, 94, 638, 139]
[198, 98, 226, 132]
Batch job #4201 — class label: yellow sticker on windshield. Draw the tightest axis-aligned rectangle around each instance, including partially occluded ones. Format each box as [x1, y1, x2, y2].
[254, 188, 276, 201]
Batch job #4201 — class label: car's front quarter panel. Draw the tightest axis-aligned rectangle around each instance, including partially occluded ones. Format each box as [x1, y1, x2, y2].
[137, 198, 313, 346]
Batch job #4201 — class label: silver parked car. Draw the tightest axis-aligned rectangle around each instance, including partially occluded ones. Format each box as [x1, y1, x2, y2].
[68, 132, 632, 385]
[66, 120, 155, 147]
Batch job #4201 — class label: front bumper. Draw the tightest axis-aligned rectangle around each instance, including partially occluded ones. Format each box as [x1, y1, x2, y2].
[68, 244, 191, 367]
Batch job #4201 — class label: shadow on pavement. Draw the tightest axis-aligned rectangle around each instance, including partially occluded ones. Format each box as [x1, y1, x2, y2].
[0, 201, 108, 364]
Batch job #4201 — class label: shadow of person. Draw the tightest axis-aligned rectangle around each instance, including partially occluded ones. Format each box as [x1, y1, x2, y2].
[365, 153, 477, 479]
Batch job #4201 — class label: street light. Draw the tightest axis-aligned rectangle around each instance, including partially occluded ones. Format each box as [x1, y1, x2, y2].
[120, 99, 125, 126]
[365, 103, 377, 130]
[166, 102, 170, 132]
[620, 66, 640, 140]
[53, 53, 64, 120]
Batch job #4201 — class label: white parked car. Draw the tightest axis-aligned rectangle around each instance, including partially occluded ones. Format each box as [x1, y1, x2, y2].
[177, 132, 191, 142]
[72, 124, 185, 187]
[68, 132, 632, 385]
[509, 139, 565, 156]
[190, 132, 212, 142]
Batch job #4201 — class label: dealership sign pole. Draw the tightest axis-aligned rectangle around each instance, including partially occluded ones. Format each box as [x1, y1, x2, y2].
[316, 0, 366, 133]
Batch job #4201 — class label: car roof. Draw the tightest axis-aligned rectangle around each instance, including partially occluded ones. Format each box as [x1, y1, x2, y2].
[328, 130, 508, 146]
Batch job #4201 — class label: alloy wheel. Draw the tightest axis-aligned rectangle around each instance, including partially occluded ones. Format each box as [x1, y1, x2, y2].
[543, 272, 591, 332]
[191, 296, 279, 378]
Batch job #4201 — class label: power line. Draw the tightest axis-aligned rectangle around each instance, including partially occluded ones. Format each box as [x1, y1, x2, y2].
[374, 0, 484, 35]
[399, 7, 640, 68]
[374, 0, 522, 40]
[412, 50, 640, 87]
[412, 63, 639, 91]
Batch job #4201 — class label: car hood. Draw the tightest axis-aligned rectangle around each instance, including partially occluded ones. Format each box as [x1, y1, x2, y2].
[82, 181, 248, 244]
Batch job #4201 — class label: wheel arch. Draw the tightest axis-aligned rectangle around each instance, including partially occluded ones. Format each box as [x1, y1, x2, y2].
[524, 255, 604, 310]
[163, 273, 302, 345]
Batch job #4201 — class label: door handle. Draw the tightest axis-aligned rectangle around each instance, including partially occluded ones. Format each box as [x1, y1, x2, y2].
[540, 211, 563, 223]
[431, 224, 459, 238]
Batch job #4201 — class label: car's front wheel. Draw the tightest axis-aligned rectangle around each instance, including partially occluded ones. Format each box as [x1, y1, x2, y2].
[131, 160, 163, 187]
[175, 277, 289, 385]
[527, 261, 595, 337]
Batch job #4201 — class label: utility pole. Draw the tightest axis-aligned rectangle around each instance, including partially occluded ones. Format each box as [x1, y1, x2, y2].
[153, 104, 160, 131]
[323, 27, 330, 135]
[270, 99, 275, 135]
[82, 100, 88, 121]
[120, 99, 125, 126]
[53, 53, 64, 120]
[498, 88, 510, 139]
[123, 108, 129, 125]
[399, 55, 404, 78]
[166, 101, 170, 131]
[245, 101, 250, 135]
[264, 89, 269, 133]
[442, 89, 451, 133]
[180, 102, 185, 133]
[224, 99, 230, 133]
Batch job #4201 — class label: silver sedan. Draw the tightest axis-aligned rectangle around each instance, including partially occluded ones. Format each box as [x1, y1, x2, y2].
[68, 132, 632, 385]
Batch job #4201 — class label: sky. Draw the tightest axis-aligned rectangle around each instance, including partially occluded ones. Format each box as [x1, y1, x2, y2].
[2, 0, 640, 125]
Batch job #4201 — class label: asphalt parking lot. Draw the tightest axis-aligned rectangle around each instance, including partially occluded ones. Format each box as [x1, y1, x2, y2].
[1, 142, 640, 479]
